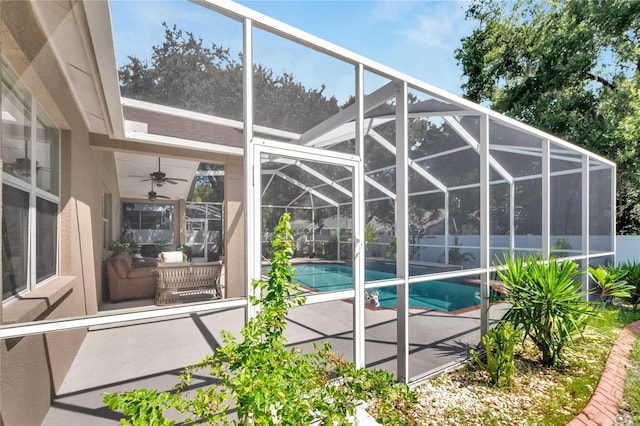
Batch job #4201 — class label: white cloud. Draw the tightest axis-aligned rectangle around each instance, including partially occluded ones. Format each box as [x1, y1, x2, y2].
[370, 0, 420, 23]
[401, 1, 473, 50]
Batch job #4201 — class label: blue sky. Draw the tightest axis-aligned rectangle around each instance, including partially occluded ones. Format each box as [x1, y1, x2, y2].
[109, 0, 475, 101]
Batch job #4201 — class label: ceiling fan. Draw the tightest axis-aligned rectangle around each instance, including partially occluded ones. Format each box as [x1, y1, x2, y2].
[5, 139, 48, 178]
[130, 157, 189, 186]
[147, 181, 170, 201]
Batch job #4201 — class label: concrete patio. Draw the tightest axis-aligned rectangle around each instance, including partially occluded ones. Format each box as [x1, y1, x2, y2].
[42, 298, 507, 425]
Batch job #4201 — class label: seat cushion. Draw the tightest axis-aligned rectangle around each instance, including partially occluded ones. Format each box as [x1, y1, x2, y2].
[159, 251, 186, 263]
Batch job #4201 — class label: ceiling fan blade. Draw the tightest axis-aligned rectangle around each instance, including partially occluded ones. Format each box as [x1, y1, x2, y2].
[157, 195, 171, 199]
[166, 177, 189, 183]
[163, 179, 180, 185]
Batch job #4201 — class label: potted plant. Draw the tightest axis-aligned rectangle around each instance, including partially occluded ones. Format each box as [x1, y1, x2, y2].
[109, 239, 136, 256]
[177, 244, 193, 261]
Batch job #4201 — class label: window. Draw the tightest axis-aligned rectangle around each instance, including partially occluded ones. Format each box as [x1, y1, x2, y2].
[2, 59, 60, 300]
[103, 192, 112, 250]
[122, 202, 174, 247]
[2, 186, 29, 298]
[185, 202, 224, 261]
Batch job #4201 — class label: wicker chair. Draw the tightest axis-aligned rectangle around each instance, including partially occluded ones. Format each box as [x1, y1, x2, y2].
[154, 261, 223, 305]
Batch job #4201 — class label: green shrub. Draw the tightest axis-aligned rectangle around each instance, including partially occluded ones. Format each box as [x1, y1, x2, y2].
[364, 223, 377, 247]
[386, 237, 396, 258]
[323, 232, 338, 260]
[104, 213, 415, 425]
[550, 238, 572, 258]
[495, 255, 595, 367]
[618, 260, 640, 309]
[109, 240, 134, 255]
[471, 321, 520, 388]
[588, 265, 633, 305]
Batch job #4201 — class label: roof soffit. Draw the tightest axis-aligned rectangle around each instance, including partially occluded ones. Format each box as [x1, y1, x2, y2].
[30, 0, 121, 136]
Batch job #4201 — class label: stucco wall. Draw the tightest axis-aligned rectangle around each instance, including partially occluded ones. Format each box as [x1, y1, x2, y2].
[225, 156, 246, 298]
[1, 2, 107, 424]
[100, 150, 121, 305]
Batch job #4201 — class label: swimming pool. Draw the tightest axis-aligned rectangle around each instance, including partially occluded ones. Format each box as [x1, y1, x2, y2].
[282, 263, 481, 312]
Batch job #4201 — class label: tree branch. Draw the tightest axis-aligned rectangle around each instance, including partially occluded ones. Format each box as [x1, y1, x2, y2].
[587, 72, 616, 90]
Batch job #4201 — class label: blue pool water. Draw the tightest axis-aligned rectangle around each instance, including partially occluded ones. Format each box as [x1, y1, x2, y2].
[278, 263, 481, 312]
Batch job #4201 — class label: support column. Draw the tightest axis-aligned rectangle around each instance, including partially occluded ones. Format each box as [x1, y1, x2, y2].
[479, 115, 490, 337]
[542, 140, 550, 260]
[242, 18, 258, 319]
[396, 81, 409, 382]
[582, 155, 590, 299]
[225, 156, 245, 298]
[444, 192, 449, 265]
[337, 205, 342, 261]
[510, 183, 515, 256]
[353, 64, 365, 369]
[177, 199, 185, 248]
[611, 166, 617, 264]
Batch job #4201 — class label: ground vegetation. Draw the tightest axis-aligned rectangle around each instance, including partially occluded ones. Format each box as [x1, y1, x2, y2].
[376, 307, 640, 425]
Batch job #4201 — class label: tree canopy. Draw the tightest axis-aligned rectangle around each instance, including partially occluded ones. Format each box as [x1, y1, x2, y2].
[119, 23, 340, 133]
[119, 22, 521, 244]
[455, 0, 640, 234]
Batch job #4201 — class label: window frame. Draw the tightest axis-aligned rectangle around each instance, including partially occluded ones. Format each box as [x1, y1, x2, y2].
[121, 201, 175, 247]
[2, 59, 61, 301]
[102, 191, 112, 250]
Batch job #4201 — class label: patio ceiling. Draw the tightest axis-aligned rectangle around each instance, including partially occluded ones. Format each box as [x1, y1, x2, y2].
[115, 152, 198, 200]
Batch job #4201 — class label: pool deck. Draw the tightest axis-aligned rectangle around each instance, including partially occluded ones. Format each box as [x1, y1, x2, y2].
[42, 298, 508, 425]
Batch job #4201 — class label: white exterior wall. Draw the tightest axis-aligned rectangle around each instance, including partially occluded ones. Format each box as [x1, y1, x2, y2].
[616, 235, 640, 263]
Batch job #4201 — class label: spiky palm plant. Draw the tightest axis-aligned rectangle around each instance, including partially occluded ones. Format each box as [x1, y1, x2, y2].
[495, 255, 594, 367]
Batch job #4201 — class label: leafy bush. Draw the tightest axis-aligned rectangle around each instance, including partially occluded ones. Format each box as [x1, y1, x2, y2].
[441, 236, 475, 266]
[104, 213, 415, 425]
[471, 321, 520, 388]
[618, 260, 640, 309]
[109, 240, 135, 255]
[386, 237, 396, 258]
[588, 265, 633, 305]
[550, 238, 572, 258]
[495, 255, 595, 367]
[364, 223, 377, 247]
[323, 232, 338, 260]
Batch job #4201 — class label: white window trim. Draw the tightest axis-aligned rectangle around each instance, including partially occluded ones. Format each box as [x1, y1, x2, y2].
[2, 70, 61, 300]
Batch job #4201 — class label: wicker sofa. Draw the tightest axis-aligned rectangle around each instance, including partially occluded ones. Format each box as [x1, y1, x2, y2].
[106, 253, 158, 302]
[154, 261, 223, 305]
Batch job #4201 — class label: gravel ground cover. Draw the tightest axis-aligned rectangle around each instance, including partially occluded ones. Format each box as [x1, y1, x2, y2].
[368, 310, 639, 426]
